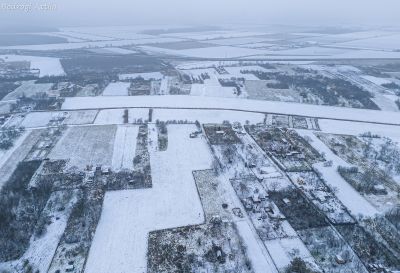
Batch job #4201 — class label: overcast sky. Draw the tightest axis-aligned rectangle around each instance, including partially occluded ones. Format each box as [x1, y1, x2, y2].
[1, 0, 399, 28]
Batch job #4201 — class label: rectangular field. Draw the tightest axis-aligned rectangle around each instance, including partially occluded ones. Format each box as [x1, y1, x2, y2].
[111, 125, 138, 171]
[49, 125, 117, 170]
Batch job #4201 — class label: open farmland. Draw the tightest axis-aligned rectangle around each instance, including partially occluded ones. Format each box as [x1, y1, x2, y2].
[84, 125, 213, 273]
[2, 24, 400, 273]
[49, 125, 117, 170]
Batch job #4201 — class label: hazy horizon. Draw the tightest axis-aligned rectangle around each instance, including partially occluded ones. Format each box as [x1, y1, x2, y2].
[1, 0, 399, 30]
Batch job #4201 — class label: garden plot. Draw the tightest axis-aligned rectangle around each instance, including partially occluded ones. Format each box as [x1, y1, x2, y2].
[0, 129, 43, 187]
[315, 132, 400, 212]
[361, 216, 400, 258]
[230, 177, 297, 240]
[336, 224, 400, 271]
[63, 110, 98, 125]
[287, 172, 354, 224]
[2, 81, 53, 101]
[153, 109, 264, 124]
[49, 125, 117, 170]
[245, 126, 322, 172]
[203, 123, 241, 145]
[84, 125, 213, 273]
[299, 226, 368, 273]
[264, 237, 318, 272]
[147, 222, 253, 273]
[193, 170, 235, 222]
[269, 188, 329, 231]
[102, 82, 130, 96]
[111, 125, 138, 171]
[297, 130, 378, 217]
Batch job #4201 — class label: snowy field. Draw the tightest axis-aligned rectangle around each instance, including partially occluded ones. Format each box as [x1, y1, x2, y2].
[190, 83, 239, 98]
[94, 109, 126, 125]
[0, 55, 65, 77]
[61, 95, 400, 125]
[84, 125, 213, 273]
[89, 47, 138, 55]
[63, 110, 98, 125]
[141, 45, 265, 58]
[119, 72, 163, 81]
[153, 109, 264, 124]
[111, 125, 138, 171]
[318, 119, 400, 140]
[0, 37, 185, 51]
[20, 112, 58, 128]
[49, 125, 117, 170]
[264, 237, 315, 271]
[102, 82, 130, 96]
[2, 81, 53, 101]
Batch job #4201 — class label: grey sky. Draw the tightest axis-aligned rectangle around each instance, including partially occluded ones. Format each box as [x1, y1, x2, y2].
[1, 0, 399, 28]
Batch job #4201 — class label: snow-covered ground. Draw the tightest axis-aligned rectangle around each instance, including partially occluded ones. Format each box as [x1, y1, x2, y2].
[111, 125, 138, 171]
[0, 37, 185, 51]
[153, 108, 264, 124]
[235, 221, 278, 273]
[297, 130, 378, 217]
[63, 110, 98, 125]
[0, 130, 30, 189]
[119, 72, 163, 81]
[102, 82, 130, 96]
[264, 237, 315, 271]
[361, 75, 394, 86]
[94, 109, 125, 125]
[20, 112, 55, 128]
[141, 45, 265, 58]
[0, 55, 65, 77]
[89, 47, 138, 55]
[318, 119, 400, 140]
[190, 83, 239, 98]
[0, 191, 78, 273]
[0, 129, 42, 187]
[2, 81, 53, 101]
[84, 125, 212, 273]
[49, 125, 117, 170]
[61, 95, 400, 125]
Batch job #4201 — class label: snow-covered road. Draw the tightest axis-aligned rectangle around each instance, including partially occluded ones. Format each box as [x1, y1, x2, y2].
[62, 95, 400, 125]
